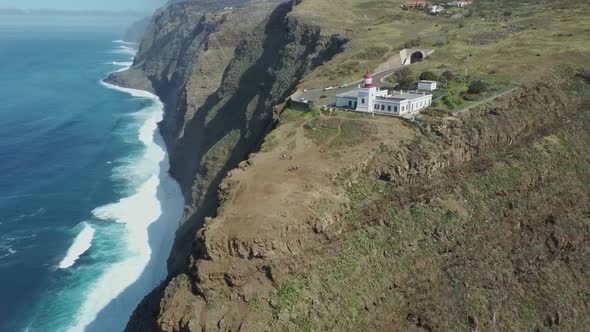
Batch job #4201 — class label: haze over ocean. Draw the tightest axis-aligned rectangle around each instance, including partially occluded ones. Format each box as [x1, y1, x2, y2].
[0, 0, 165, 11]
[0, 15, 183, 331]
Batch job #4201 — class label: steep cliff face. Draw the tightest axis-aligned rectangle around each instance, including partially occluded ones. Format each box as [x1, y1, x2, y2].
[108, 0, 346, 274]
[107, 1, 347, 330]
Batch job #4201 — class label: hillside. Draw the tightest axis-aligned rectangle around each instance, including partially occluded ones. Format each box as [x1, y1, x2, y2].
[109, 0, 590, 330]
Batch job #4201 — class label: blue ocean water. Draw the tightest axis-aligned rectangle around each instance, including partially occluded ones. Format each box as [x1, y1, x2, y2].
[0, 15, 183, 332]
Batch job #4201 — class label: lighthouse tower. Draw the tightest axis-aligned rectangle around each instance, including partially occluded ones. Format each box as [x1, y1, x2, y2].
[357, 72, 377, 112]
[363, 72, 374, 88]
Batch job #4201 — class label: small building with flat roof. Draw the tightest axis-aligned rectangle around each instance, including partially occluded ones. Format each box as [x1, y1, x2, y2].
[418, 80, 438, 91]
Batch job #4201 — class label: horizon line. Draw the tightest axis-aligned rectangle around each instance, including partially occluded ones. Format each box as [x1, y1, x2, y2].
[0, 7, 154, 16]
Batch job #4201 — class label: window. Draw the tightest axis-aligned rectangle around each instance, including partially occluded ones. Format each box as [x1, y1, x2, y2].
[394, 106, 398, 112]
[362, 98, 365, 104]
[381, 105, 385, 111]
[387, 105, 391, 111]
[348, 100, 352, 107]
[375, 104, 379, 110]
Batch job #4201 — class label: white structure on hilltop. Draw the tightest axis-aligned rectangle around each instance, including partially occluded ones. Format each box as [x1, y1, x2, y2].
[448, 1, 472, 7]
[418, 80, 438, 91]
[429, 5, 446, 14]
[335, 72, 433, 116]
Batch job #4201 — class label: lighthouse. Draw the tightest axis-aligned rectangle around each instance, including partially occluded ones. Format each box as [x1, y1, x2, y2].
[356, 71, 378, 112]
[336, 71, 434, 116]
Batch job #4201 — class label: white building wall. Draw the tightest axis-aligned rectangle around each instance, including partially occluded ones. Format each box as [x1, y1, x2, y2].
[418, 81, 437, 91]
[357, 87, 377, 112]
[336, 96, 357, 108]
[336, 87, 433, 116]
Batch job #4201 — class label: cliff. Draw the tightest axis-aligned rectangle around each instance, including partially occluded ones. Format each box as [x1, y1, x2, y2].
[106, 0, 347, 330]
[107, 0, 590, 330]
[137, 69, 590, 331]
[107, 0, 346, 275]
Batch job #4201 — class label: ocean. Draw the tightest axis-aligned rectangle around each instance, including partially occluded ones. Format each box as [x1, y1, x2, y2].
[0, 15, 183, 332]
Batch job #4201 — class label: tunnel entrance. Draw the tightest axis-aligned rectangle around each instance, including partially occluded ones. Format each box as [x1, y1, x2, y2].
[410, 51, 424, 63]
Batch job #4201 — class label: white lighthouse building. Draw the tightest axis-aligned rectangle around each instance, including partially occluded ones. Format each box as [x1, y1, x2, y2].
[336, 72, 433, 116]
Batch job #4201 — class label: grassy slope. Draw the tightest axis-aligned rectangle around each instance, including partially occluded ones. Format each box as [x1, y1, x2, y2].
[292, 0, 590, 88]
[258, 73, 590, 332]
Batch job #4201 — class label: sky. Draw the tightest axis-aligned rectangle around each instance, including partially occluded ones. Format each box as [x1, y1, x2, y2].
[0, 0, 167, 11]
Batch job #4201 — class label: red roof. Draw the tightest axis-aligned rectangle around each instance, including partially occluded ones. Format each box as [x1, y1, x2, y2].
[364, 72, 373, 78]
[404, 0, 426, 7]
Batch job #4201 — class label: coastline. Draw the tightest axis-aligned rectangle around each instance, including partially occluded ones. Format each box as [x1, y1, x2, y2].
[65, 56, 184, 331]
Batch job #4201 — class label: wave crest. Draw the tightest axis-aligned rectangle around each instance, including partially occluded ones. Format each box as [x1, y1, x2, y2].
[58, 223, 95, 269]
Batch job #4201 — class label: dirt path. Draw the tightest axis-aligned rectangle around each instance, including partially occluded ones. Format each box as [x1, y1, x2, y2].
[321, 119, 343, 150]
[453, 87, 520, 115]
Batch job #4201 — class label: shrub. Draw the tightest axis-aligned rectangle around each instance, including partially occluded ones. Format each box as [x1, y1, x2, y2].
[503, 10, 512, 17]
[440, 70, 456, 82]
[394, 67, 415, 90]
[576, 69, 590, 83]
[468, 80, 489, 94]
[420, 71, 438, 81]
[444, 94, 463, 108]
[454, 74, 467, 82]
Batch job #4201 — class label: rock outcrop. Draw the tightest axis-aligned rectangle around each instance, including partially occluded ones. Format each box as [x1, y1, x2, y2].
[108, 0, 345, 273]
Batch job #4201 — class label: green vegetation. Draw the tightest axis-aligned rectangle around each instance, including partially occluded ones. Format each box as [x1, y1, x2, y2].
[303, 117, 340, 145]
[419, 70, 438, 81]
[267, 79, 590, 330]
[355, 45, 390, 61]
[302, 111, 374, 150]
[294, 0, 590, 88]
[433, 79, 468, 109]
[439, 70, 456, 82]
[392, 67, 415, 89]
[468, 79, 489, 94]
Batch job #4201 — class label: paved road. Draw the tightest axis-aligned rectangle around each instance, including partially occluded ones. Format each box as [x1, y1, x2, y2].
[298, 65, 406, 105]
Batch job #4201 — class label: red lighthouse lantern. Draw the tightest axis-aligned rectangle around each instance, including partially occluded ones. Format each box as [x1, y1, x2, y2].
[363, 72, 374, 88]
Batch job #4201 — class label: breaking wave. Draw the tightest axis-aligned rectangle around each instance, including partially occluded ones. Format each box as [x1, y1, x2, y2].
[58, 223, 95, 269]
[64, 48, 184, 331]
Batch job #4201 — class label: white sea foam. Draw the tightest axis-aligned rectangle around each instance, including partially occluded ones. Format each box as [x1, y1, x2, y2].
[109, 61, 133, 67]
[110, 45, 137, 56]
[58, 223, 95, 269]
[112, 40, 137, 45]
[67, 75, 184, 332]
[0, 244, 17, 260]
